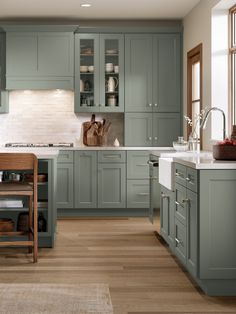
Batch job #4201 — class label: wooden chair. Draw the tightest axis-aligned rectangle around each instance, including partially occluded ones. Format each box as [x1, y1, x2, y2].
[0, 153, 38, 263]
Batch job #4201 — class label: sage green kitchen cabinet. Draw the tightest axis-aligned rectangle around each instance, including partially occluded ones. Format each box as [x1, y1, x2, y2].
[127, 151, 150, 209]
[75, 33, 124, 113]
[57, 151, 74, 209]
[0, 91, 9, 113]
[57, 163, 74, 209]
[74, 151, 97, 208]
[125, 113, 180, 147]
[186, 189, 198, 278]
[174, 165, 198, 276]
[127, 180, 149, 208]
[160, 185, 175, 250]
[153, 113, 180, 147]
[6, 31, 74, 89]
[199, 170, 236, 280]
[125, 113, 153, 147]
[127, 151, 149, 179]
[125, 34, 152, 112]
[152, 34, 180, 113]
[125, 33, 180, 113]
[98, 163, 126, 208]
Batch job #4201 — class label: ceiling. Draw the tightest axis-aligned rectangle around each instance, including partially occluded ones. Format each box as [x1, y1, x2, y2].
[0, 0, 201, 20]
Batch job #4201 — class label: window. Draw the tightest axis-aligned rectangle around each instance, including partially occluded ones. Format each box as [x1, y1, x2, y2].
[187, 44, 203, 145]
[230, 5, 236, 125]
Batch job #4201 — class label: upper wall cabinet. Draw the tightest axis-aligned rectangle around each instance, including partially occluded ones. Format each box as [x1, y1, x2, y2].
[125, 33, 181, 113]
[74, 33, 124, 113]
[5, 28, 75, 90]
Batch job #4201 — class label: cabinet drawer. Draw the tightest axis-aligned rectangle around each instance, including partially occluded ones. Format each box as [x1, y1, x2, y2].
[127, 151, 149, 179]
[186, 167, 198, 193]
[58, 151, 74, 163]
[127, 180, 149, 208]
[175, 218, 187, 266]
[98, 151, 126, 163]
[175, 163, 187, 187]
[175, 183, 187, 225]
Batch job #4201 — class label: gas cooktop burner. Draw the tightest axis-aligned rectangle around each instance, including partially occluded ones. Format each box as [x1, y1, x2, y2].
[5, 143, 74, 148]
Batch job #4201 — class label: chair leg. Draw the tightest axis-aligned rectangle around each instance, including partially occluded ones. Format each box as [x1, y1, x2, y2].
[28, 195, 33, 254]
[33, 198, 38, 263]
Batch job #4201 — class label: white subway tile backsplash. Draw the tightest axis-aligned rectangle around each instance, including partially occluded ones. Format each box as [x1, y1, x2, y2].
[0, 90, 124, 146]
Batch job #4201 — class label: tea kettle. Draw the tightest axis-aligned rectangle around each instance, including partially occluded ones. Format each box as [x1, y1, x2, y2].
[107, 77, 118, 92]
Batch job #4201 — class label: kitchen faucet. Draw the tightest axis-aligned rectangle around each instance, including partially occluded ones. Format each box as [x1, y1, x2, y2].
[200, 107, 226, 140]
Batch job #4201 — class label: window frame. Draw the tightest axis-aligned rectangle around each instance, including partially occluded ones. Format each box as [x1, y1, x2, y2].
[187, 44, 203, 147]
[229, 5, 236, 126]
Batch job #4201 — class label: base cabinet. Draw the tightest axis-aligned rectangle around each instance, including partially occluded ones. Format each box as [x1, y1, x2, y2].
[174, 165, 198, 275]
[168, 163, 236, 296]
[56, 150, 74, 209]
[160, 185, 175, 250]
[74, 151, 97, 208]
[98, 163, 126, 208]
[199, 170, 236, 280]
[57, 163, 74, 208]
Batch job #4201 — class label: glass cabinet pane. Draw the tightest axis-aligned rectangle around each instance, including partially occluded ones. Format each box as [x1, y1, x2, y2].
[79, 39, 95, 108]
[104, 39, 120, 108]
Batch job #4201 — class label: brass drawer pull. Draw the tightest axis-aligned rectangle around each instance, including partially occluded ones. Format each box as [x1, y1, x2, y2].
[137, 193, 149, 196]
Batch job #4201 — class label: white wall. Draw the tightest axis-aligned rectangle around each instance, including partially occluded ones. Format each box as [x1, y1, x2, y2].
[0, 90, 124, 146]
[183, 0, 221, 150]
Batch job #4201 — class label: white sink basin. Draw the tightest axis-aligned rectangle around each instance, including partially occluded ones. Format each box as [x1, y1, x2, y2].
[159, 157, 174, 190]
[159, 151, 212, 190]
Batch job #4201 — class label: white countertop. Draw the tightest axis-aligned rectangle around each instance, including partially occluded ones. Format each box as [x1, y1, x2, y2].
[57, 146, 174, 152]
[0, 148, 59, 159]
[173, 155, 236, 169]
[158, 151, 236, 170]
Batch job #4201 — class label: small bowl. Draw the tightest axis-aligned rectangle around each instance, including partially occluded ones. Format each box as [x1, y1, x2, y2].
[80, 65, 88, 73]
[173, 141, 188, 152]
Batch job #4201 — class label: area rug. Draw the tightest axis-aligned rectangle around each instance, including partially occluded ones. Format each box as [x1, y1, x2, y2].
[0, 283, 113, 314]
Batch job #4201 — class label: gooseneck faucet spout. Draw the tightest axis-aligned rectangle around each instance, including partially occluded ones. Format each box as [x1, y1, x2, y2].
[200, 107, 226, 140]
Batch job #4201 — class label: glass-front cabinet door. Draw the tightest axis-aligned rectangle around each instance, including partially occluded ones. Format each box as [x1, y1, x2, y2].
[75, 34, 100, 112]
[100, 34, 124, 112]
[75, 34, 124, 113]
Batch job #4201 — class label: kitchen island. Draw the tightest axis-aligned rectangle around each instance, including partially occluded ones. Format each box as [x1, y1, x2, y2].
[158, 151, 236, 296]
[0, 148, 58, 247]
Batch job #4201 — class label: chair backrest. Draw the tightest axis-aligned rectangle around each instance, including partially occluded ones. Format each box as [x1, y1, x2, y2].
[0, 153, 38, 171]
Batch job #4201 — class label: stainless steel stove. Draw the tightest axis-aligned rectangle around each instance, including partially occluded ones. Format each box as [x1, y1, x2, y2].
[5, 143, 74, 147]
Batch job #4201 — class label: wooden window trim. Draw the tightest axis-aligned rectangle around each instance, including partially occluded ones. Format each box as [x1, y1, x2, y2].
[230, 5, 236, 126]
[187, 44, 203, 146]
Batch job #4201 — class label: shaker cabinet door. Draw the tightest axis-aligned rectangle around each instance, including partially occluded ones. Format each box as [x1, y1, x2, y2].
[125, 113, 153, 147]
[74, 151, 97, 208]
[6, 32, 38, 76]
[186, 189, 198, 278]
[57, 163, 74, 209]
[153, 34, 181, 113]
[98, 163, 126, 208]
[125, 34, 152, 112]
[37, 32, 74, 76]
[153, 113, 180, 147]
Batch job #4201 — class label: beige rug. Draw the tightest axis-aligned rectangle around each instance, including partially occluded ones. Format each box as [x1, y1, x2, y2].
[0, 283, 113, 314]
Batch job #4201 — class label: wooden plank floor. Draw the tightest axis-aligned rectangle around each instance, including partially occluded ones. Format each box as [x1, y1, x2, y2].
[1, 218, 236, 313]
